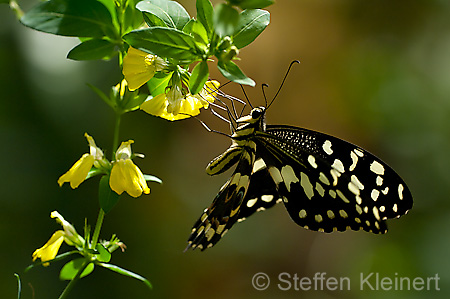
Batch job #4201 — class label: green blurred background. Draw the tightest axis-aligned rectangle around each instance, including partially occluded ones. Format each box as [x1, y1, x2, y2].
[1, 0, 449, 298]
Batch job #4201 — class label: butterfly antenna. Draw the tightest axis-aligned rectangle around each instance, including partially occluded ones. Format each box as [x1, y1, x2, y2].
[262, 83, 269, 108]
[267, 60, 300, 109]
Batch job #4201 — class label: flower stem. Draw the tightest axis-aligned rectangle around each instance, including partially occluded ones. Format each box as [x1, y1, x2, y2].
[91, 111, 121, 248]
[58, 258, 91, 299]
[91, 209, 105, 249]
[112, 113, 122, 159]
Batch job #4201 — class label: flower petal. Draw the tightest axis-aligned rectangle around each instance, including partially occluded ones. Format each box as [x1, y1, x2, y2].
[85, 133, 104, 160]
[140, 92, 206, 121]
[110, 160, 150, 198]
[115, 140, 134, 161]
[123, 47, 164, 91]
[50, 211, 82, 246]
[58, 154, 95, 189]
[32, 230, 65, 266]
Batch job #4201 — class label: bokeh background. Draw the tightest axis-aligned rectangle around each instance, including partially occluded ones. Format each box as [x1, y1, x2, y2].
[1, 0, 450, 298]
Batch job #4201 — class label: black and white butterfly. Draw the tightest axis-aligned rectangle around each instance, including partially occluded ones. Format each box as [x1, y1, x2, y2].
[185, 75, 413, 252]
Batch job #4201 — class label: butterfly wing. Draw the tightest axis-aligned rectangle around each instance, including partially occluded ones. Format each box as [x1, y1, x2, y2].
[236, 154, 281, 222]
[255, 125, 413, 233]
[186, 151, 254, 251]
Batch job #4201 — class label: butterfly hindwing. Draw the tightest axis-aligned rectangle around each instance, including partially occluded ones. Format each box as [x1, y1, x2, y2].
[186, 151, 254, 251]
[237, 155, 281, 222]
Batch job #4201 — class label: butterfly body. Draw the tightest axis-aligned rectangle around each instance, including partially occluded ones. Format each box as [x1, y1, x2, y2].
[186, 106, 413, 251]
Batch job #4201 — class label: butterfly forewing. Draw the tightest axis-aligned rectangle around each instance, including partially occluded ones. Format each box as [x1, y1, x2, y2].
[256, 125, 413, 233]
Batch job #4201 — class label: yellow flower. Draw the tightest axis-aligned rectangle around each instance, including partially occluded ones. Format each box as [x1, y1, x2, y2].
[58, 133, 106, 189]
[123, 47, 166, 91]
[32, 231, 65, 266]
[109, 140, 150, 197]
[32, 211, 84, 266]
[140, 80, 220, 121]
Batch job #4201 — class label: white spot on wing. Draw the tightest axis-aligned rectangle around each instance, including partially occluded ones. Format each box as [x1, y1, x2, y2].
[356, 205, 363, 214]
[373, 206, 380, 220]
[299, 209, 307, 218]
[336, 190, 350, 203]
[327, 210, 335, 219]
[261, 195, 274, 202]
[370, 161, 385, 175]
[339, 210, 348, 218]
[349, 151, 358, 171]
[268, 167, 283, 185]
[330, 169, 341, 186]
[246, 198, 257, 207]
[315, 182, 325, 197]
[281, 165, 299, 192]
[398, 184, 404, 200]
[376, 176, 383, 186]
[300, 172, 314, 199]
[351, 175, 364, 190]
[323, 140, 333, 155]
[348, 182, 360, 196]
[319, 172, 330, 185]
[308, 155, 318, 168]
[354, 149, 364, 157]
[371, 189, 380, 201]
[329, 189, 337, 198]
[252, 158, 266, 173]
[315, 214, 323, 223]
[332, 159, 345, 173]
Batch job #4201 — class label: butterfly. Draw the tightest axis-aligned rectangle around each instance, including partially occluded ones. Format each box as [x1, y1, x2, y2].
[185, 70, 413, 251]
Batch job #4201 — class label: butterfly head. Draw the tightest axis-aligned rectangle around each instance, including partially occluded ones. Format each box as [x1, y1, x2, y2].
[235, 106, 266, 131]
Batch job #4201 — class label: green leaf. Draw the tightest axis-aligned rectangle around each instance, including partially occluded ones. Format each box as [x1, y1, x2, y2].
[183, 19, 209, 50]
[213, 3, 239, 37]
[196, 0, 214, 37]
[147, 73, 171, 96]
[96, 244, 111, 263]
[143, 174, 163, 184]
[60, 258, 94, 280]
[217, 60, 255, 86]
[99, 175, 121, 214]
[189, 61, 209, 95]
[1, 0, 10, 4]
[67, 39, 117, 61]
[124, 27, 199, 62]
[20, 0, 116, 38]
[137, 0, 190, 30]
[233, 9, 270, 49]
[230, 0, 275, 9]
[97, 0, 119, 29]
[123, 0, 144, 33]
[87, 84, 116, 111]
[99, 263, 152, 289]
